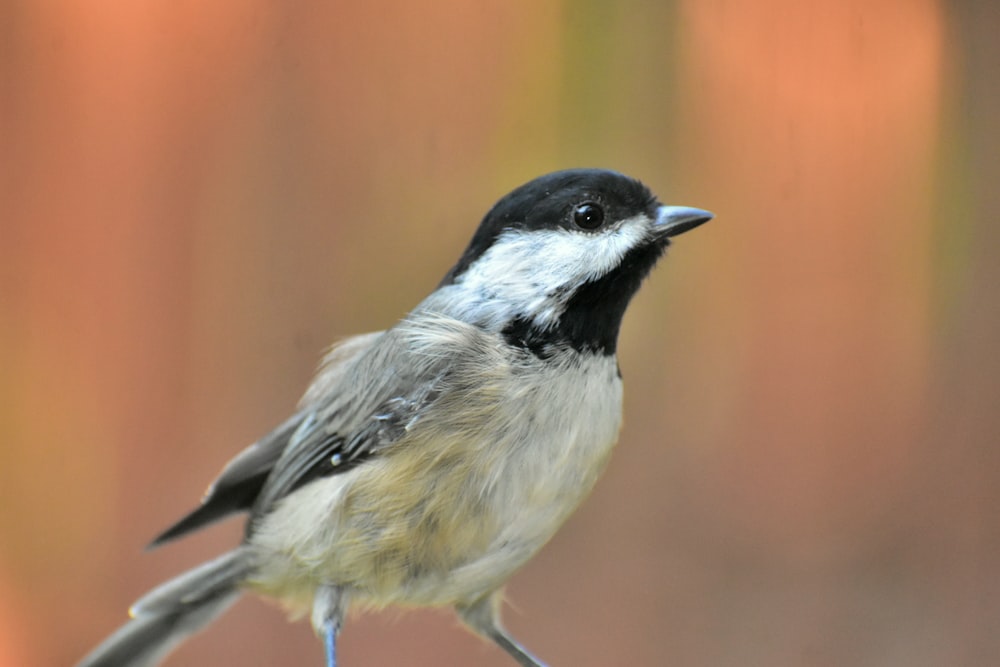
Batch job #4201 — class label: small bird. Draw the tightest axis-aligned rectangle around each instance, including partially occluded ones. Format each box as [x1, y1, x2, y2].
[77, 168, 711, 667]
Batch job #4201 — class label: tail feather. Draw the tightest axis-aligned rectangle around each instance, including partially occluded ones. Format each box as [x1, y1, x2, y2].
[78, 550, 251, 667]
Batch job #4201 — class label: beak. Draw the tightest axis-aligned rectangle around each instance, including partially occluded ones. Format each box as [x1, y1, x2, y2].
[655, 205, 713, 238]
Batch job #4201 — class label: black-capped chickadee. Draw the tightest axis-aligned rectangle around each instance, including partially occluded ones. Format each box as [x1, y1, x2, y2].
[77, 169, 711, 667]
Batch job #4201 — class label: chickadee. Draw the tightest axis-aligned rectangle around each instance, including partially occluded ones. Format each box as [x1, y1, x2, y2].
[78, 168, 711, 667]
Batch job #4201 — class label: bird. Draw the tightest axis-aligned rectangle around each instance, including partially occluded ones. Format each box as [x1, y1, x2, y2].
[77, 168, 711, 667]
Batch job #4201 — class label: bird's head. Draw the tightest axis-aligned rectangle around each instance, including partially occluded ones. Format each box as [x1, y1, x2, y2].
[432, 169, 711, 356]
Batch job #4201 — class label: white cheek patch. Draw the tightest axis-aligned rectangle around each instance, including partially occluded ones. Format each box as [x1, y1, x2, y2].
[441, 216, 650, 331]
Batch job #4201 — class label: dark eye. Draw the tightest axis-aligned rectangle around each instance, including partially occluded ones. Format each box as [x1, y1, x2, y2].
[572, 202, 605, 229]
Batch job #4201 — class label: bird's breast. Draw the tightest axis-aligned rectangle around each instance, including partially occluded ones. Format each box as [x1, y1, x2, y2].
[248, 351, 624, 611]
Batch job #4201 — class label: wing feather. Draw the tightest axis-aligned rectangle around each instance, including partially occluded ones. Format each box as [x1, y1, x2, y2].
[148, 332, 384, 547]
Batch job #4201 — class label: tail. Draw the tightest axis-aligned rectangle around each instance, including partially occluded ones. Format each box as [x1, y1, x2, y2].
[77, 549, 252, 667]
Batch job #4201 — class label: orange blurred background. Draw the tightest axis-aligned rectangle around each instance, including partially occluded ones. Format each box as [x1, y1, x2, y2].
[2, 1, 999, 665]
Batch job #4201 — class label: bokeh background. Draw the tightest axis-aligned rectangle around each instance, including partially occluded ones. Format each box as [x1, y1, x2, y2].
[2, 1, 998, 665]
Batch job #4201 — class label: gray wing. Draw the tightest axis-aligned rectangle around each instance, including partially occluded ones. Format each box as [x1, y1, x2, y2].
[149, 411, 309, 547]
[149, 331, 388, 548]
[246, 325, 452, 524]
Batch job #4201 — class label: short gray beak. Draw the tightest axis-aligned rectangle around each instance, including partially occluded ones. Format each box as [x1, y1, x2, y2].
[655, 205, 713, 238]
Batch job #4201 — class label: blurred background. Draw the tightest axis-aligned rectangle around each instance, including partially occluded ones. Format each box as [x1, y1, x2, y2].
[2, 1, 998, 665]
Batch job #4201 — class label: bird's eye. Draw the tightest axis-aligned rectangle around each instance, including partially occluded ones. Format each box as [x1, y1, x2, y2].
[572, 202, 605, 230]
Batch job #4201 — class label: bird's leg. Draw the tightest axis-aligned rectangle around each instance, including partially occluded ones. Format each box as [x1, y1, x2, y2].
[456, 591, 547, 667]
[312, 585, 347, 667]
[324, 623, 337, 667]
